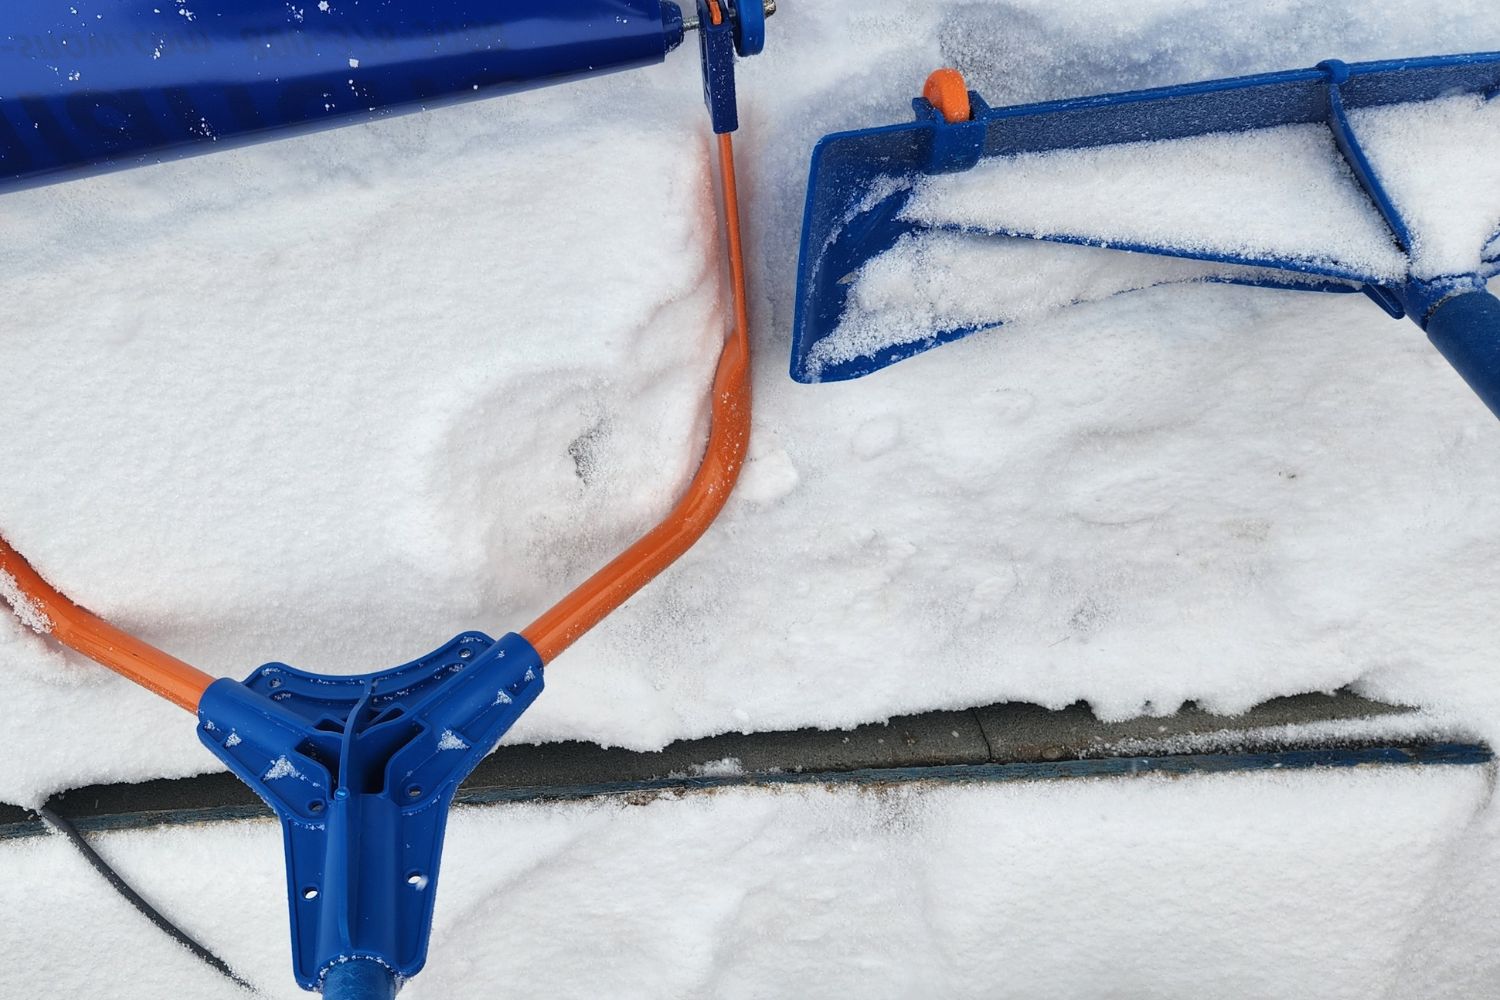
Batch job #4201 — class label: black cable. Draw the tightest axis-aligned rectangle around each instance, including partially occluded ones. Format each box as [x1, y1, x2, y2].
[38, 802, 258, 994]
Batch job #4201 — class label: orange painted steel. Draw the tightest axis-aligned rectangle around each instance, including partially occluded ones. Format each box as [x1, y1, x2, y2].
[923, 68, 972, 124]
[522, 130, 752, 663]
[0, 537, 215, 712]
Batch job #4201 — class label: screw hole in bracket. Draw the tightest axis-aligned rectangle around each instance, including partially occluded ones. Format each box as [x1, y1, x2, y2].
[302, 887, 319, 901]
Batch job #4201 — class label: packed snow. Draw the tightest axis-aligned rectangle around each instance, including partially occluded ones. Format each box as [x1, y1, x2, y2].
[6, 767, 1500, 998]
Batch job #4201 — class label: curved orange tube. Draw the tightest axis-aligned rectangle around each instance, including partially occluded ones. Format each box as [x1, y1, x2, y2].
[0, 537, 215, 712]
[0, 124, 751, 702]
[523, 130, 752, 663]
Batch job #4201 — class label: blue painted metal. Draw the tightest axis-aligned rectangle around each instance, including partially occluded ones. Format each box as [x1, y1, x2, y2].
[0, 0, 691, 194]
[322, 959, 399, 1000]
[197, 631, 545, 990]
[791, 51, 1500, 416]
[1427, 290, 1500, 416]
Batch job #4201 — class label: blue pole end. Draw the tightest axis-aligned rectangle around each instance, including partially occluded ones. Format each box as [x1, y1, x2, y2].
[1425, 289, 1500, 420]
[322, 959, 399, 1000]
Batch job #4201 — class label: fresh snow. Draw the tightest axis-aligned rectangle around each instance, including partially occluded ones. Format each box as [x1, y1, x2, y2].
[901, 123, 1410, 281]
[1351, 92, 1500, 279]
[806, 234, 1346, 378]
[831, 94, 1499, 376]
[6, 768, 1500, 998]
[0, 569, 52, 635]
[0, 0, 1497, 826]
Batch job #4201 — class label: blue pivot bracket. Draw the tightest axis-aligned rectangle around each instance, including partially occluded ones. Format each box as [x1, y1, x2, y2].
[696, 0, 765, 133]
[197, 631, 545, 993]
[1316, 59, 1500, 417]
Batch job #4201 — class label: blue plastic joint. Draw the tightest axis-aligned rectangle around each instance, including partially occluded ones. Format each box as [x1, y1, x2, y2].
[698, 0, 741, 133]
[730, 0, 767, 56]
[321, 959, 400, 1000]
[197, 631, 545, 990]
[913, 92, 991, 173]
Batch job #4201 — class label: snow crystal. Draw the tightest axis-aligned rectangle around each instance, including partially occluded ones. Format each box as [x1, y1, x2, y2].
[0, 570, 53, 635]
[437, 729, 469, 751]
[263, 756, 300, 781]
[691, 757, 744, 777]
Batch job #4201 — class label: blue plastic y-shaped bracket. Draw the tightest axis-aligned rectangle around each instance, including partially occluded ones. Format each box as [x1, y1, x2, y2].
[196, 631, 544, 991]
[698, 0, 762, 133]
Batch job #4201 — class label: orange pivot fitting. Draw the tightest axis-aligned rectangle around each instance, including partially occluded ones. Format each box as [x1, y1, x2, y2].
[923, 68, 972, 124]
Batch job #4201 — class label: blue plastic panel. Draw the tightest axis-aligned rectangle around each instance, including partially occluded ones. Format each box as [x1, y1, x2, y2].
[0, 0, 686, 193]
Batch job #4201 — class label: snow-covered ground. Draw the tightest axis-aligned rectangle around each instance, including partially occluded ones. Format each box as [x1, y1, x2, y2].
[2, 0, 1498, 804]
[6, 767, 1500, 999]
[3, 0, 1500, 994]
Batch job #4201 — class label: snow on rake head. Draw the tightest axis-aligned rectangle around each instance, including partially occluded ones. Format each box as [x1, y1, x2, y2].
[791, 54, 1500, 420]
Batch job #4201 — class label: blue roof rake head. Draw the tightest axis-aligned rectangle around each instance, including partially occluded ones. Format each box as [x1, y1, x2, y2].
[790, 53, 1500, 420]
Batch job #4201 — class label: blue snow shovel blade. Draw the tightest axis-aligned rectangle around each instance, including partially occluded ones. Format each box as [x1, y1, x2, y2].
[790, 52, 1500, 419]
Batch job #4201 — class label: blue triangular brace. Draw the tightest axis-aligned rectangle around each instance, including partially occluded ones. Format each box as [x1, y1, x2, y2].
[197, 631, 544, 991]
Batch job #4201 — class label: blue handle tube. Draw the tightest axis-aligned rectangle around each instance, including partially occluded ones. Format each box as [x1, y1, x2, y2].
[321, 959, 398, 1000]
[0, 0, 686, 193]
[1425, 289, 1500, 420]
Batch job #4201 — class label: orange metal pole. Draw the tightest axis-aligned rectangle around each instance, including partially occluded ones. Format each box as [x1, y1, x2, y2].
[522, 130, 752, 663]
[0, 537, 215, 712]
